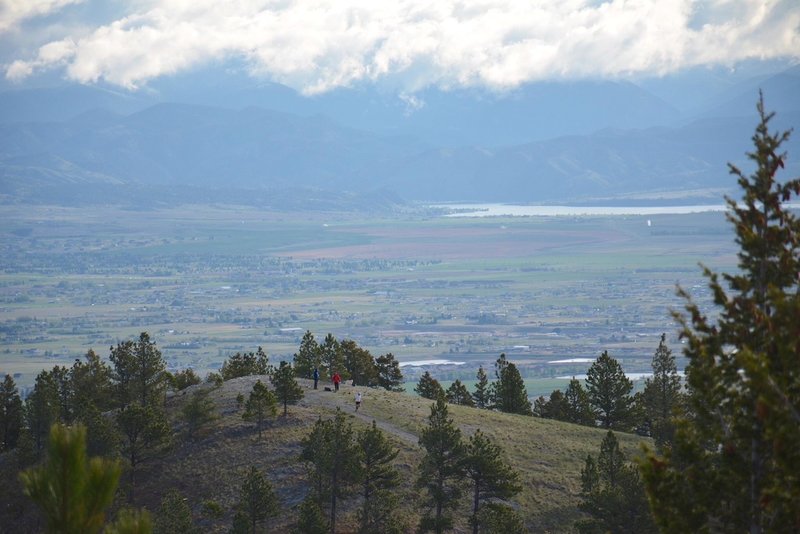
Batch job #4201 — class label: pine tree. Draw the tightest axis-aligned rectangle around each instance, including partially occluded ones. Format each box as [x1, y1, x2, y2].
[356, 421, 402, 534]
[155, 489, 196, 534]
[168, 368, 201, 392]
[110, 332, 167, 408]
[270, 361, 304, 416]
[475, 502, 526, 533]
[116, 403, 171, 503]
[565, 378, 596, 426]
[493, 354, 532, 415]
[533, 389, 569, 420]
[320, 334, 346, 380]
[20, 423, 122, 534]
[23, 370, 60, 461]
[0, 374, 23, 451]
[640, 96, 800, 532]
[375, 353, 404, 392]
[641, 334, 683, 450]
[577, 431, 654, 534]
[235, 466, 279, 534]
[220, 347, 269, 380]
[242, 380, 277, 438]
[342, 340, 378, 386]
[417, 396, 467, 533]
[472, 366, 491, 409]
[464, 429, 522, 534]
[415, 371, 445, 400]
[446, 379, 475, 407]
[50, 365, 73, 424]
[301, 416, 333, 505]
[586, 351, 634, 430]
[70, 350, 114, 416]
[293, 496, 328, 534]
[181, 389, 217, 439]
[293, 330, 322, 379]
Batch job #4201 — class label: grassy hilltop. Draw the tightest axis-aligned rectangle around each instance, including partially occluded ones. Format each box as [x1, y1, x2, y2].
[64, 377, 648, 532]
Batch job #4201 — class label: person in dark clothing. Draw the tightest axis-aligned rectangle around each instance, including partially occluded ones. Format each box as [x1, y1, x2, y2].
[313, 367, 319, 390]
[332, 371, 341, 392]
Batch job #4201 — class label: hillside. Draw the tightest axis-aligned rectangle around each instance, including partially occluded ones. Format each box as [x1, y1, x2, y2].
[2, 375, 649, 533]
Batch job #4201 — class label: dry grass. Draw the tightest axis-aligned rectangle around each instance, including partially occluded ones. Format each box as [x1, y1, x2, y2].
[125, 377, 652, 533]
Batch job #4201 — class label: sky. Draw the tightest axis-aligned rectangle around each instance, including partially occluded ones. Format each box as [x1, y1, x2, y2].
[1, 0, 798, 95]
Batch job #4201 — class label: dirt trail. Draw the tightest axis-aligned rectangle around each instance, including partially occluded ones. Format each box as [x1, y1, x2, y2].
[298, 380, 420, 446]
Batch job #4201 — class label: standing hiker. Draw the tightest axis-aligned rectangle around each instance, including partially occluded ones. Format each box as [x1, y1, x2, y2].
[313, 367, 319, 390]
[355, 392, 362, 411]
[332, 371, 341, 392]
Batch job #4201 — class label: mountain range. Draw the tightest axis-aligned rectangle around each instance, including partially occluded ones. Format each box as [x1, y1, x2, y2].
[1, 63, 798, 206]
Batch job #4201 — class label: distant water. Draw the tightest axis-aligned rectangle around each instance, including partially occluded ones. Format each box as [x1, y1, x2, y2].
[433, 203, 731, 217]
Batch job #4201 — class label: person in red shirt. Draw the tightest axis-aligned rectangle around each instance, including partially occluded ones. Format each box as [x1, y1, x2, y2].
[332, 371, 341, 392]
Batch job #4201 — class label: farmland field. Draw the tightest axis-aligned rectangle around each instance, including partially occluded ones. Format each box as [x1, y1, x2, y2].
[0, 202, 738, 390]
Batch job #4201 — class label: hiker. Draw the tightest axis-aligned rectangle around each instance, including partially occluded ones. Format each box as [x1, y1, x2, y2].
[332, 371, 341, 392]
[313, 367, 319, 390]
[355, 391, 362, 411]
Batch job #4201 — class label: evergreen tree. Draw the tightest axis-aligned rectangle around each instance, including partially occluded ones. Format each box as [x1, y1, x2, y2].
[301, 416, 333, 505]
[168, 368, 201, 392]
[342, 340, 378, 386]
[105, 508, 152, 534]
[293, 496, 328, 534]
[577, 431, 654, 534]
[79, 402, 120, 458]
[586, 351, 634, 430]
[235, 466, 279, 534]
[242, 380, 277, 438]
[24, 370, 60, 461]
[417, 396, 467, 533]
[472, 366, 491, 409]
[464, 429, 522, 534]
[564, 378, 596, 426]
[476, 503, 526, 533]
[640, 334, 683, 450]
[50, 365, 73, 424]
[493, 354, 532, 415]
[320, 334, 346, 380]
[356, 421, 402, 534]
[415, 371, 445, 400]
[20, 423, 122, 534]
[181, 389, 217, 439]
[220, 347, 269, 380]
[116, 403, 171, 502]
[446, 379, 475, 407]
[533, 389, 569, 420]
[375, 353, 404, 392]
[640, 96, 800, 532]
[154, 489, 196, 534]
[70, 350, 114, 418]
[0, 374, 23, 451]
[293, 331, 321, 379]
[270, 361, 304, 416]
[110, 332, 167, 408]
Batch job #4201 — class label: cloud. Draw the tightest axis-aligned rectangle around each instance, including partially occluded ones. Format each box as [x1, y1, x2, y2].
[4, 0, 800, 93]
[0, 0, 84, 33]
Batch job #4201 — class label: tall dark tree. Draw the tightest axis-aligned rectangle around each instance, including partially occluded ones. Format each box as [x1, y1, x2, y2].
[417, 396, 467, 533]
[341, 340, 378, 386]
[293, 496, 328, 534]
[110, 332, 167, 408]
[293, 330, 322, 379]
[464, 429, 522, 534]
[181, 389, 217, 439]
[356, 421, 403, 534]
[50, 365, 73, 424]
[640, 97, 800, 532]
[446, 379, 475, 407]
[300, 410, 361, 533]
[533, 389, 569, 420]
[168, 368, 201, 392]
[320, 333, 346, 380]
[234, 466, 279, 534]
[242, 380, 277, 438]
[220, 347, 270, 380]
[586, 351, 634, 430]
[0, 374, 23, 451]
[23, 370, 60, 461]
[565, 378, 596, 426]
[415, 371, 445, 400]
[155, 489, 196, 534]
[493, 354, 532, 415]
[375, 353, 404, 392]
[116, 403, 171, 502]
[577, 431, 654, 534]
[70, 349, 114, 416]
[270, 361, 304, 416]
[472, 366, 491, 409]
[641, 334, 683, 450]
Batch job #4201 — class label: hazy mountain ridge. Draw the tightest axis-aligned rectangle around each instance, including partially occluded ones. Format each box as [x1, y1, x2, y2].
[1, 65, 798, 205]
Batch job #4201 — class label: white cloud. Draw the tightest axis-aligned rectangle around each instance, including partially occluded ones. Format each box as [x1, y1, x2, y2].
[3, 0, 799, 92]
[0, 0, 84, 33]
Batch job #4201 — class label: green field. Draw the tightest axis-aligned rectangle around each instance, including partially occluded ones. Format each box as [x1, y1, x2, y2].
[0, 203, 737, 388]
